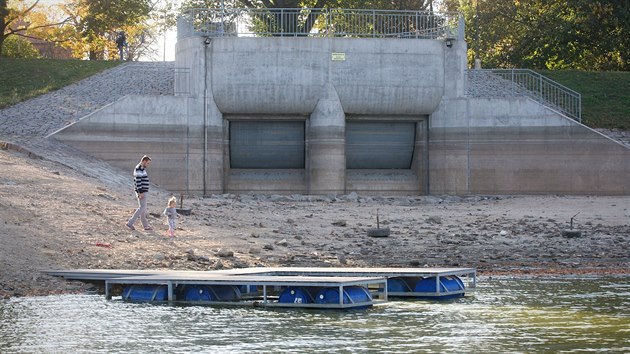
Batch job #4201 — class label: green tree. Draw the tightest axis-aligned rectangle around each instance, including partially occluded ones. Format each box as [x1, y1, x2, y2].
[0, 0, 49, 57]
[179, 0, 436, 36]
[328, 0, 434, 11]
[2, 33, 41, 58]
[60, 0, 153, 60]
[1, 0, 77, 58]
[179, 0, 329, 35]
[567, 1, 629, 70]
[444, 0, 629, 70]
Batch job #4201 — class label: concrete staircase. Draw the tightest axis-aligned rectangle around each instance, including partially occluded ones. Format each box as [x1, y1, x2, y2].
[466, 69, 581, 122]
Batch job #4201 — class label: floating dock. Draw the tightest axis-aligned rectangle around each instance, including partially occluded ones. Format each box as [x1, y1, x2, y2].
[46, 267, 476, 309]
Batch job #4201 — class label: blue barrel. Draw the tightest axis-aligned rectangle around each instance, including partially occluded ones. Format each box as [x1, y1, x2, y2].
[278, 287, 315, 304]
[387, 277, 413, 292]
[183, 285, 215, 301]
[182, 285, 241, 301]
[315, 286, 372, 308]
[122, 285, 168, 302]
[414, 276, 465, 299]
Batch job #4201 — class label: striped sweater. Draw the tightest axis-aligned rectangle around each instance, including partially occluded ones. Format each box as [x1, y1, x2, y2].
[133, 163, 150, 193]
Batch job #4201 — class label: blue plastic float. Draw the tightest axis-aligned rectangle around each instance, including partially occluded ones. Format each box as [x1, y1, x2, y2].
[315, 286, 372, 309]
[413, 276, 465, 299]
[122, 285, 168, 302]
[387, 276, 466, 300]
[278, 287, 315, 304]
[387, 277, 413, 292]
[182, 285, 241, 301]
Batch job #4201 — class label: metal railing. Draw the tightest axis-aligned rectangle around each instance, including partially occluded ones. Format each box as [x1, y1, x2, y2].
[177, 8, 463, 40]
[467, 69, 581, 122]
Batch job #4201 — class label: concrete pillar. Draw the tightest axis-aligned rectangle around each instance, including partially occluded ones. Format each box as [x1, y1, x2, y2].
[185, 96, 204, 195]
[428, 98, 470, 195]
[205, 96, 224, 195]
[443, 39, 468, 99]
[183, 38, 225, 195]
[204, 39, 224, 195]
[175, 36, 206, 99]
[309, 83, 345, 194]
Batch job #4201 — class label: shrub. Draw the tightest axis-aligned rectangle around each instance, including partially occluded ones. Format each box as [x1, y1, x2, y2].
[2, 36, 42, 59]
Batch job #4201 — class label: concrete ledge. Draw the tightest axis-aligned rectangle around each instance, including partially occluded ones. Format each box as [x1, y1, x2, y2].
[227, 170, 307, 194]
[346, 170, 422, 195]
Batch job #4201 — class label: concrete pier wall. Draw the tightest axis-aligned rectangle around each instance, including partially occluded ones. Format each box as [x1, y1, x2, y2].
[208, 38, 445, 115]
[429, 97, 630, 195]
[51, 95, 202, 193]
[51, 36, 630, 196]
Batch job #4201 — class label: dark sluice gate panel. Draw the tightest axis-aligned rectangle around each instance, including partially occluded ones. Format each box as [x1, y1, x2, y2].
[230, 121, 305, 169]
[346, 121, 416, 169]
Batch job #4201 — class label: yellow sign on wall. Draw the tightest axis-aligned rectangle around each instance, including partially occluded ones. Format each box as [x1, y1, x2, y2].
[331, 53, 346, 61]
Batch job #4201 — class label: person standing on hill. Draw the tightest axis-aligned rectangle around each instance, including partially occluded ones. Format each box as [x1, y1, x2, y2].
[116, 31, 127, 61]
[126, 155, 152, 231]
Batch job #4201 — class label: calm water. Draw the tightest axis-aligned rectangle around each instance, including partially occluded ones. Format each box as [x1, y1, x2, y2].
[0, 276, 628, 353]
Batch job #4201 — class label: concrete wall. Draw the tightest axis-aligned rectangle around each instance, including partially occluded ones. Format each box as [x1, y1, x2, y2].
[51, 35, 630, 196]
[188, 36, 446, 195]
[206, 37, 445, 115]
[429, 96, 630, 195]
[52, 37, 450, 195]
[51, 95, 207, 194]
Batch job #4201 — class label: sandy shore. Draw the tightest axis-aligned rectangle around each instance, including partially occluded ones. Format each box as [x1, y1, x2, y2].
[1, 145, 628, 299]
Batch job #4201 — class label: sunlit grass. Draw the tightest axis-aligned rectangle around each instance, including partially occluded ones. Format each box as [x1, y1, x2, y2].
[0, 58, 120, 109]
[539, 70, 630, 130]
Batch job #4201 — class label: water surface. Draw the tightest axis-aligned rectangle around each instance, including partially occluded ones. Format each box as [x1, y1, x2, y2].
[1, 276, 628, 353]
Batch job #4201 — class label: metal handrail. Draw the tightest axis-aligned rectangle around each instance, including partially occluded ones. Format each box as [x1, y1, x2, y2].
[177, 8, 463, 40]
[467, 69, 581, 122]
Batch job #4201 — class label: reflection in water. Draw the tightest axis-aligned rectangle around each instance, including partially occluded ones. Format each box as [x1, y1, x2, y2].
[0, 277, 628, 353]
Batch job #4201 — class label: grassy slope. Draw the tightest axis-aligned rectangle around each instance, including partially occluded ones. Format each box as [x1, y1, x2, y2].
[539, 70, 630, 130]
[0, 59, 627, 130]
[0, 58, 120, 109]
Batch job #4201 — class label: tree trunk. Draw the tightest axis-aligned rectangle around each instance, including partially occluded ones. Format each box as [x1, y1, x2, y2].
[0, 20, 6, 57]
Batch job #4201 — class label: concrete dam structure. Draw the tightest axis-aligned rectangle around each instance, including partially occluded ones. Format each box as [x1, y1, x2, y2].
[52, 8, 630, 196]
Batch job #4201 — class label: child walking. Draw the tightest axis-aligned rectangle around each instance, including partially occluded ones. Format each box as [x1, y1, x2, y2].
[163, 196, 178, 237]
